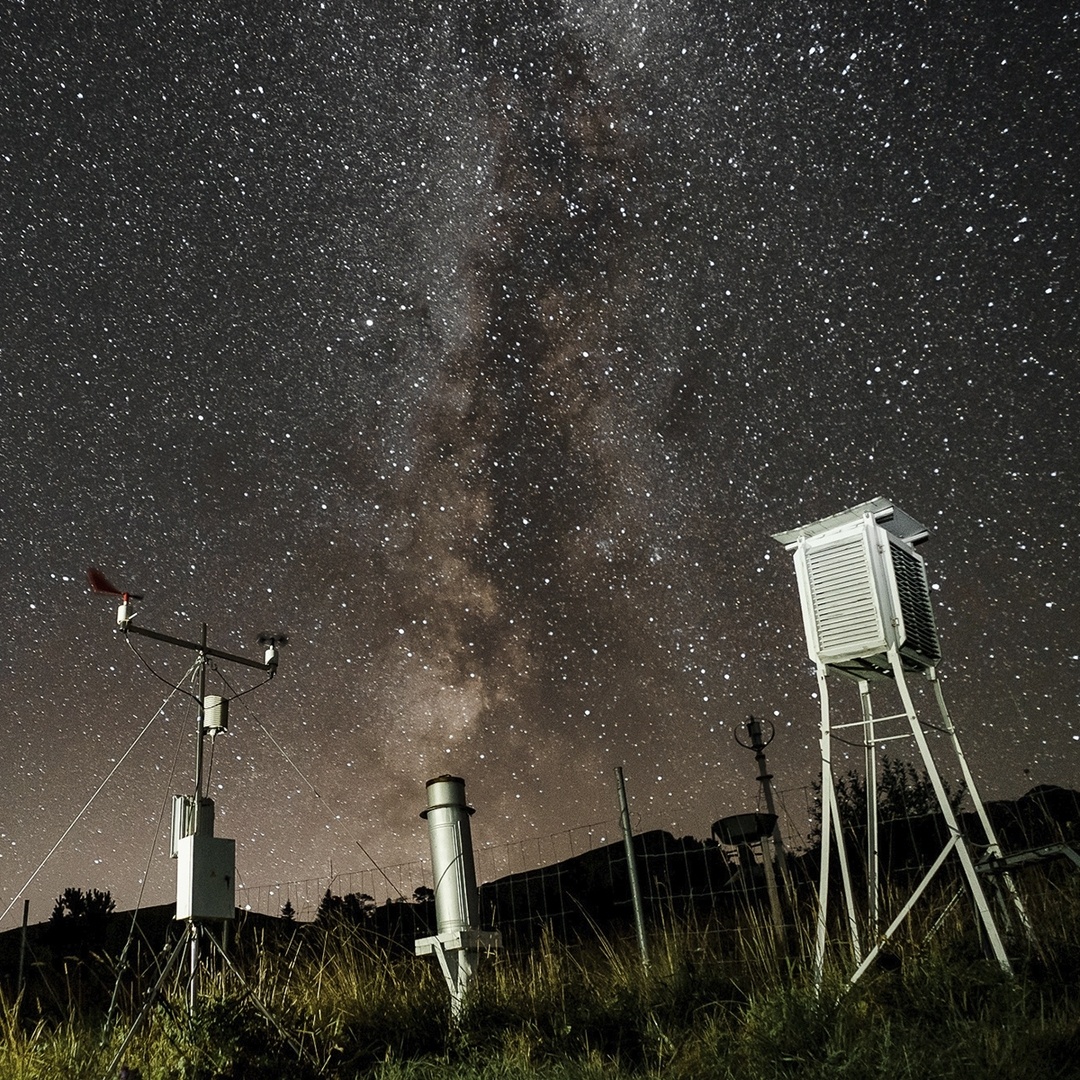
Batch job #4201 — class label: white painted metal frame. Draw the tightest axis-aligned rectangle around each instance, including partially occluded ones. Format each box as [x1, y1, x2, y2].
[775, 500, 1030, 987]
[812, 647, 1026, 987]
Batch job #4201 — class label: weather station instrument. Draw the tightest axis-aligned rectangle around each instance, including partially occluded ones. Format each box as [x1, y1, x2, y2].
[772, 499, 1031, 986]
[716, 716, 791, 931]
[88, 568, 290, 1068]
[414, 775, 501, 1019]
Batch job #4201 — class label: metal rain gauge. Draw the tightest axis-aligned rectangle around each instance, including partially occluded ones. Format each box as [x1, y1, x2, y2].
[415, 775, 501, 1019]
[772, 499, 1030, 985]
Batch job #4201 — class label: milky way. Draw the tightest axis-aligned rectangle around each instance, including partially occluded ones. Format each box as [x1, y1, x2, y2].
[1, 1, 1076, 926]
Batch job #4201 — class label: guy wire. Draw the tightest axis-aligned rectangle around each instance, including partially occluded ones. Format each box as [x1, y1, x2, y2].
[0, 665, 196, 926]
[215, 669, 406, 901]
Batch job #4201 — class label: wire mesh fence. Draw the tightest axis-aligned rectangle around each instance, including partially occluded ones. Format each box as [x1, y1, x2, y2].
[235, 780, 1080, 954]
[237, 858, 429, 922]
[235, 800, 809, 935]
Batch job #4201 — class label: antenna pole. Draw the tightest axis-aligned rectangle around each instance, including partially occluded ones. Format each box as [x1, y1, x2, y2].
[105, 600, 281, 1016]
[745, 716, 790, 885]
[194, 623, 207, 800]
[118, 615, 277, 802]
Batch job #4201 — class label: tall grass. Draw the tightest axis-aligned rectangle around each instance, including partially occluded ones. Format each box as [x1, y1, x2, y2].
[2, 868, 1078, 1078]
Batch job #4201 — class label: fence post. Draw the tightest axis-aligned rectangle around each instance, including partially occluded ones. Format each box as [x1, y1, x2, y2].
[18, 899, 29, 1002]
[615, 766, 649, 969]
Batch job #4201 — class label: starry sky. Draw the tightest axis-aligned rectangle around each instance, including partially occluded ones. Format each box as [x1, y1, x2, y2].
[1, 1, 1076, 927]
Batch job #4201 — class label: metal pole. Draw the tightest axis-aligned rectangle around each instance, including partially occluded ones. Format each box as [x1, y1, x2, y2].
[858, 680, 879, 934]
[815, 663, 863, 983]
[758, 832, 784, 940]
[746, 717, 791, 883]
[813, 664, 832, 986]
[188, 921, 199, 1013]
[194, 624, 207, 800]
[17, 898, 29, 1000]
[615, 766, 649, 969]
[102, 930, 192, 1078]
[188, 624, 208, 1014]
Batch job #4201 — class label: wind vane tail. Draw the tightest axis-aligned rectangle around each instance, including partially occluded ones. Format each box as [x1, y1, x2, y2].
[87, 567, 144, 601]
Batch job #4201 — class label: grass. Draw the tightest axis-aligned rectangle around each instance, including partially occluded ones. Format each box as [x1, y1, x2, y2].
[2, 869, 1079, 1078]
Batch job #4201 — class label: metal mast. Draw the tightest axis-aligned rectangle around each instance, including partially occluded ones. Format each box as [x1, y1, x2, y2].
[109, 586, 281, 1009]
[736, 716, 790, 889]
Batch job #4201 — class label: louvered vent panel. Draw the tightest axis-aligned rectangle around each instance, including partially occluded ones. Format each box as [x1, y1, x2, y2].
[889, 539, 942, 665]
[804, 532, 884, 659]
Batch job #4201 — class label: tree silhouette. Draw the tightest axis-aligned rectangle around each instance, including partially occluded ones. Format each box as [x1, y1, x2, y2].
[47, 887, 116, 957]
[314, 888, 375, 927]
[810, 756, 968, 872]
[50, 886, 116, 923]
[811, 756, 967, 843]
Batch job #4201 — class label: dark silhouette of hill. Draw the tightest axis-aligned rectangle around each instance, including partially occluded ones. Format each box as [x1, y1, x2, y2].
[977, 785, 1080, 851]
[478, 829, 739, 942]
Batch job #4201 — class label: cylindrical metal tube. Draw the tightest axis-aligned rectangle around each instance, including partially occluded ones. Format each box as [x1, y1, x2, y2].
[421, 775, 479, 935]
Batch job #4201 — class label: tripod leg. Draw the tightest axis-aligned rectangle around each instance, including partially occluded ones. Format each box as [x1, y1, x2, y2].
[102, 927, 190, 1079]
[201, 931, 306, 1061]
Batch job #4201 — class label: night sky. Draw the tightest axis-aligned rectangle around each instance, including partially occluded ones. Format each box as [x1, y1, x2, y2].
[1, 1, 1076, 927]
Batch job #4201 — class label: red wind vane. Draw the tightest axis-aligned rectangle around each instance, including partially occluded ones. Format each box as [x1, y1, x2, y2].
[87, 567, 144, 601]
